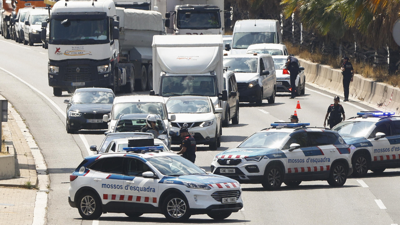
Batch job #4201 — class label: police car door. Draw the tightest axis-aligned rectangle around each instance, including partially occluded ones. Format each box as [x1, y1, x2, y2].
[87, 156, 125, 211]
[368, 121, 392, 163]
[281, 132, 308, 179]
[389, 120, 400, 162]
[123, 157, 159, 208]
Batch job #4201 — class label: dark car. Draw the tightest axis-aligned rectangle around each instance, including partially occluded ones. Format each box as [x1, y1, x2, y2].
[64, 88, 114, 133]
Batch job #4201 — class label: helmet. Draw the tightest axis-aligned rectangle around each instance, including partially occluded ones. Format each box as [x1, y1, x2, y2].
[146, 114, 161, 127]
[334, 96, 340, 101]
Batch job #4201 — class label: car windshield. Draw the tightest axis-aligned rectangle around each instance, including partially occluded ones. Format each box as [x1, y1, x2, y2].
[99, 134, 153, 153]
[239, 131, 291, 148]
[333, 121, 375, 138]
[247, 49, 283, 55]
[177, 10, 220, 29]
[224, 58, 258, 73]
[167, 99, 211, 114]
[115, 119, 166, 134]
[161, 76, 216, 97]
[72, 91, 114, 104]
[112, 103, 165, 120]
[148, 156, 205, 176]
[31, 15, 48, 25]
[273, 58, 287, 70]
[232, 32, 276, 49]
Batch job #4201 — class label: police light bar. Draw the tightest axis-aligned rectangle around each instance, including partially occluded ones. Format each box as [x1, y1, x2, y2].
[357, 111, 395, 117]
[271, 122, 310, 128]
[123, 146, 163, 153]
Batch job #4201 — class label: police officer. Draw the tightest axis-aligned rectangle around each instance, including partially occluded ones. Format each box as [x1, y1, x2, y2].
[324, 96, 346, 129]
[177, 128, 197, 163]
[289, 115, 299, 123]
[285, 55, 300, 99]
[341, 56, 354, 101]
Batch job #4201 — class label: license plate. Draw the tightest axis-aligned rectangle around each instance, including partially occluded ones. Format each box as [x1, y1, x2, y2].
[222, 197, 236, 204]
[220, 168, 235, 173]
[87, 119, 103, 123]
[72, 82, 85, 86]
[276, 82, 282, 85]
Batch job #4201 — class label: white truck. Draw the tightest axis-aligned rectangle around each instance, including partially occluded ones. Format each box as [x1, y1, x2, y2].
[151, 34, 230, 121]
[163, 0, 224, 35]
[45, 0, 164, 96]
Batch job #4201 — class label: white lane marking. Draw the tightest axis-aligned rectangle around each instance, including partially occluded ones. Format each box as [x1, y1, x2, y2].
[92, 220, 99, 225]
[0, 38, 31, 50]
[357, 179, 369, 188]
[0, 67, 93, 156]
[306, 88, 368, 111]
[375, 199, 387, 209]
[258, 109, 269, 114]
[278, 120, 284, 122]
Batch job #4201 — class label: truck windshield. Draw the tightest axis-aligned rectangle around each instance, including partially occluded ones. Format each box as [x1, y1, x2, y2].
[177, 10, 220, 29]
[224, 58, 258, 73]
[50, 18, 109, 44]
[232, 32, 276, 49]
[161, 76, 217, 97]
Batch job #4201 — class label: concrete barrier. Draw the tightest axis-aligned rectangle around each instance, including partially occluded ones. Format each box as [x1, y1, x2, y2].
[299, 58, 400, 114]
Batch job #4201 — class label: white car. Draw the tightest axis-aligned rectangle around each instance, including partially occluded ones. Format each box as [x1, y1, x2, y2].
[246, 43, 289, 56]
[23, 8, 48, 46]
[92, 136, 171, 153]
[166, 96, 222, 150]
[211, 123, 353, 190]
[15, 7, 30, 43]
[333, 111, 400, 177]
[68, 150, 243, 221]
[272, 55, 306, 95]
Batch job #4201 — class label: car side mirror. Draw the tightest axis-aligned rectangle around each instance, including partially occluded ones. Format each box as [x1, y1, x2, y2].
[299, 66, 305, 71]
[230, 91, 237, 97]
[143, 171, 156, 178]
[169, 114, 176, 122]
[104, 131, 110, 136]
[215, 108, 223, 113]
[25, 21, 29, 25]
[103, 114, 109, 122]
[225, 43, 231, 51]
[261, 70, 270, 76]
[219, 90, 228, 101]
[165, 12, 170, 18]
[113, 27, 119, 39]
[164, 19, 170, 28]
[64, 99, 70, 104]
[289, 143, 300, 151]
[90, 145, 97, 152]
[375, 132, 386, 140]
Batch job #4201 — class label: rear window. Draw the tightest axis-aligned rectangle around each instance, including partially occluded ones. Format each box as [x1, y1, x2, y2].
[89, 157, 124, 174]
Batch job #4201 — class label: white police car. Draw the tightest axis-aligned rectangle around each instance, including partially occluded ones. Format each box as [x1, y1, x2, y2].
[333, 111, 400, 177]
[69, 148, 243, 221]
[211, 123, 353, 190]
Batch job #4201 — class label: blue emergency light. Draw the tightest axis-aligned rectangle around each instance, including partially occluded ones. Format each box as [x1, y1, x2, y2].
[123, 146, 163, 153]
[271, 122, 310, 128]
[357, 111, 395, 117]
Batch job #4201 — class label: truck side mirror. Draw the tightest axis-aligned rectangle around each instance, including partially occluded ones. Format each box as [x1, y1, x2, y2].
[113, 28, 119, 39]
[165, 12, 170, 18]
[165, 19, 170, 28]
[219, 90, 228, 101]
[169, 114, 176, 122]
[41, 21, 47, 28]
[41, 28, 47, 42]
[25, 21, 29, 25]
[225, 43, 231, 51]
[113, 20, 119, 28]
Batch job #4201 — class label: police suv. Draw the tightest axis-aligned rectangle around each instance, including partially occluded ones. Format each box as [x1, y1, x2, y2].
[211, 123, 353, 190]
[69, 147, 243, 221]
[333, 111, 400, 176]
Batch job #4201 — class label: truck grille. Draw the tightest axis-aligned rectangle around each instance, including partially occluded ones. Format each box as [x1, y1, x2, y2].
[211, 190, 241, 202]
[63, 66, 93, 82]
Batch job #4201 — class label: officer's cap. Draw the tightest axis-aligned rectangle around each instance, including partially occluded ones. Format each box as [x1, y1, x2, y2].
[289, 115, 298, 120]
[334, 96, 340, 101]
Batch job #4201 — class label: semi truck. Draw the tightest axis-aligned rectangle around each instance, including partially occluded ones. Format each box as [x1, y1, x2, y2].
[44, 0, 164, 96]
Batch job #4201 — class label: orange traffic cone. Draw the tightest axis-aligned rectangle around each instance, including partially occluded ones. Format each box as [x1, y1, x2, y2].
[296, 101, 301, 109]
[294, 110, 297, 116]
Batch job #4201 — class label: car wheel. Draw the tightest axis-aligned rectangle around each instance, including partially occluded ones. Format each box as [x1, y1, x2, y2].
[77, 191, 102, 220]
[53, 87, 62, 96]
[125, 212, 143, 218]
[327, 162, 348, 187]
[261, 164, 283, 190]
[268, 88, 276, 104]
[28, 34, 33, 46]
[352, 153, 369, 177]
[222, 108, 229, 127]
[284, 181, 302, 187]
[23, 38, 27, 45]
[207, 211, 232, 220]
[162, 194, 191, 222]
[209, 130, 218, 150]
[256, 88, 263, 106]
[232, 105, 239, 125]
[371, 168, 385, 174]
[217, 128, 221, 148]
[301, 78, 306, 95]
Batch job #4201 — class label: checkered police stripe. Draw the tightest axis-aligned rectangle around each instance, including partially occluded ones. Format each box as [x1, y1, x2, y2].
[208, 182, 239, 189]
[216, 155, 246, 159]
[103, 194, 157, 203]
[374, 154, 400, 161]
[288, 165, 330, 173]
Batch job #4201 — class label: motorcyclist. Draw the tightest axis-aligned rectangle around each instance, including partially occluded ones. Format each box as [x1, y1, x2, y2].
[141, 114, 161, 137]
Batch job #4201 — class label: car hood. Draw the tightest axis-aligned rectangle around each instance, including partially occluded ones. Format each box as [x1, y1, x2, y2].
[216, 147, 286, 159]
[234, 73, 259, 83]
[159, 174, 240, 187]
[341, 136, 373, 147]
[171, 113, 215, 123]
[230, 49, 248, 55]
[69, 104, 113, 113]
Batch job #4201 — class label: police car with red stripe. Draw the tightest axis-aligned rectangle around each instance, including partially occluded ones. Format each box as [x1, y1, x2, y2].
[333, 111, 400, 176]
[69, 145, 243, 221]
[211, 123, 353, 190]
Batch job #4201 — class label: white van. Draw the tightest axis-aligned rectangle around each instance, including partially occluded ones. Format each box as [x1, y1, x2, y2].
[246, 43, 288, 56]
[230, 19, 282, 55]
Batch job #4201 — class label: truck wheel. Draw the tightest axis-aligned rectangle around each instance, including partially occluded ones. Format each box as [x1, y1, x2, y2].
[53, 88, 62, 96]
[232, 105, 239, 124]
[136, 65, 147, 91]
[123, 66, 134, 93]
[256, 88, 263, 106]
[147, 64, 153, 90]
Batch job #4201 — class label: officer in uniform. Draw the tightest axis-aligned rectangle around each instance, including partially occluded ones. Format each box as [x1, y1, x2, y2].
[285, 55, 300, 99]
[290, 115, 299, 123]
[324, 96, 346, 129]
[341, 56, 354, 101]
[177, 128, 197, 163]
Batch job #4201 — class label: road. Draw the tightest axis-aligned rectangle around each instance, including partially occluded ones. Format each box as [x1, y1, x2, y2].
[0, 38, 399, 225]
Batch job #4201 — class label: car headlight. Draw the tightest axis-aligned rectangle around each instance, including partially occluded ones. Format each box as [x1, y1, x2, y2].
[48, 65, 59, 74]
[183, 182, 211, 190]
[244, 155, 265, 161]
[68, 111, 82, 117]
[97, 64, 111, 73]
[248, 80, 258, 88]
[200, 120, 214, 127]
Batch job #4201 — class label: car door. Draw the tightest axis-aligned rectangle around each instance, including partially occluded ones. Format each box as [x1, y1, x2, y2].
[88, 156, 126, 211]
[368, 121, 392, 162]
[230, 75, 238, 116]
[389, 120, 400, 160]
[123, 158, 159, 208]
[262, 57, 275, 98]
[281, 132, 309, 179]
[227, 76, 235, 116]
[259, 58, 268, 98]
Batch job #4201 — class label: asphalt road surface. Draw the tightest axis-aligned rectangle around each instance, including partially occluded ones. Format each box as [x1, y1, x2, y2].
[0, 38, 399, 225]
